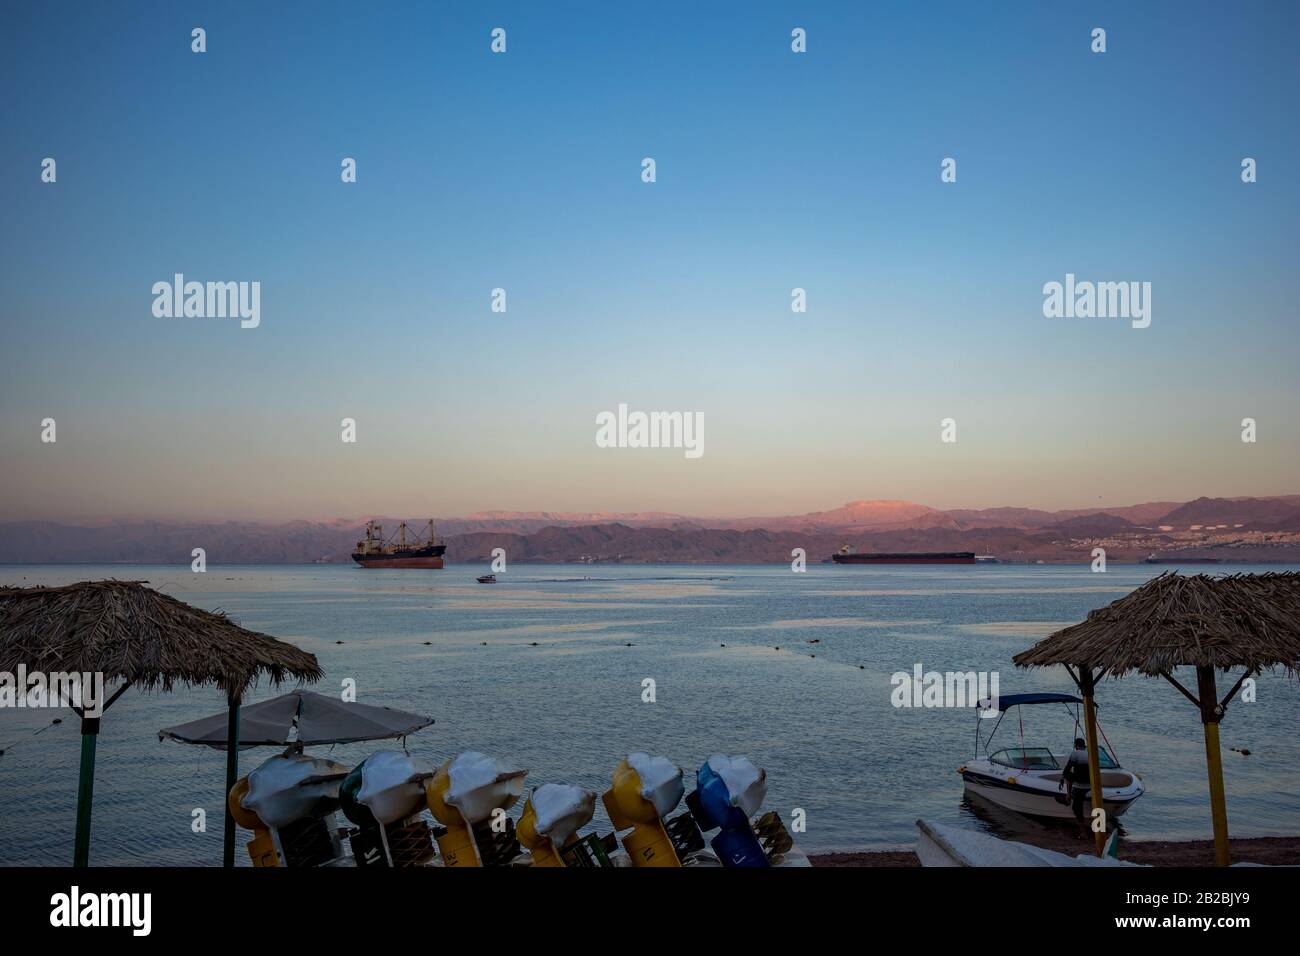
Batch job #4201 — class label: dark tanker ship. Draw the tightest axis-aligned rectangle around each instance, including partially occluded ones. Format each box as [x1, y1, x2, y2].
[830, 545, 976, 565]
[351, 519, 446, 569]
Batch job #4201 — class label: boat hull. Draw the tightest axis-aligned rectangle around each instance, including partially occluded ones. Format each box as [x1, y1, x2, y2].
[352, 556, 444, 568]
[351, 546, 446, 569]
[962, 768, 1142, 820]
[832, 552, 977, 565]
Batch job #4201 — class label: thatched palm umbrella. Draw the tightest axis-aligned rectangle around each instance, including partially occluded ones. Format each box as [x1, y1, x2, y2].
[0, 580, 322, 867]
[1013, 572, 1300, 865]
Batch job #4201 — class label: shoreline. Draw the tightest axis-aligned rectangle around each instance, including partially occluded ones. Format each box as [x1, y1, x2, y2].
[6, 558, 1300, 567]
[809, 834, 1300, 867]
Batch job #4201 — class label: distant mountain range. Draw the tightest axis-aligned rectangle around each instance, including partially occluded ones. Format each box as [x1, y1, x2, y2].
[2, 495, 1299, 565]
[446, 496, 1300, 535]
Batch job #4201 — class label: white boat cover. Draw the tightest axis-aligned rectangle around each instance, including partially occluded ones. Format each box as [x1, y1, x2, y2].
[355, 750, 431, 825]
[241, 752, 348, 829]
[707, 753, 767, 817]
[627, 752, 684, 817]
[445, 751, 527, 824]
[531, 783, 596, 848]
[916, 819, 1142, 867]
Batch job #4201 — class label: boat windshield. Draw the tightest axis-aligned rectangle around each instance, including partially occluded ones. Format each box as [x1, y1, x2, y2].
[989, 746, 1120, 770]
[990, 748, 1058, 770]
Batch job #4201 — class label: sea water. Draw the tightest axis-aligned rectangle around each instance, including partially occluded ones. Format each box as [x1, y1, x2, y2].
[1, 563, 1297, 865]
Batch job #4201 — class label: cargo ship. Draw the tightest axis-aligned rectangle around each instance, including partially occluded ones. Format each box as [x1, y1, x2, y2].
[831, 545, 976, 565]
[351, 520, 446, 569]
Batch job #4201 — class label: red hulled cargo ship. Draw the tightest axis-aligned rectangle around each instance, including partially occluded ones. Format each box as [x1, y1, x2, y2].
[351, 519, 446, 569]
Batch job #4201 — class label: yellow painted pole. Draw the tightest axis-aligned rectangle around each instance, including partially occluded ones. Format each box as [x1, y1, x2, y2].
[1080, 670, 1106, 857]
[1196, 666, 1231, 866]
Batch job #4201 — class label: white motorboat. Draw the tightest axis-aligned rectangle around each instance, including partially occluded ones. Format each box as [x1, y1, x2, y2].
[959, 692, 1145, 821]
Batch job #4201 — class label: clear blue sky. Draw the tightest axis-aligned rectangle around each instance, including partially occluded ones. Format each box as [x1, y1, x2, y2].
[2, 1, 1297, 521]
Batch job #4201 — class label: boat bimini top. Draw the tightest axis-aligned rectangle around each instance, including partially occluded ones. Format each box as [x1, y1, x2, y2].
[974, 692, 1119, 771]
[981, 693, 1082, 712]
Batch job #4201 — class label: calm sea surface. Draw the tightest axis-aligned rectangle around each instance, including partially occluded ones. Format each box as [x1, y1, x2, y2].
[2, 562, 1298, 866]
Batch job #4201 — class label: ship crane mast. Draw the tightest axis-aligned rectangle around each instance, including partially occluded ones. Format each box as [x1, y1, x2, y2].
[351, 517, 445, 568]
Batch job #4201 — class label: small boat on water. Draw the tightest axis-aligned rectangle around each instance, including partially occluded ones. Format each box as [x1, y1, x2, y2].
[476, 574, 497, 584]
[959, 692, 1145, 820]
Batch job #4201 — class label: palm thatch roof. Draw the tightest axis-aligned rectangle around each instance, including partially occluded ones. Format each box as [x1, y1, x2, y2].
[0, 580, 322, 695]
[1013, 572, 1300, 677]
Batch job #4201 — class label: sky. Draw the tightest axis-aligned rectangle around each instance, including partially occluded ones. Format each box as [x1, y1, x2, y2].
[1, 1, 1297, 522]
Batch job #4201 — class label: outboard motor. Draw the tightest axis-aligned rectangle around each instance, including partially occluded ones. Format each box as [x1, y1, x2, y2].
[685, 754, 771, 867]
[516, 783, 598, 867]
[228, 751, 349, 867]
[603, 753, 704, 867]
[752, 810, 796, 861]
[424, 751, 527, 867]
[558, 831, 622, 867]
[339, 751, 436, 867]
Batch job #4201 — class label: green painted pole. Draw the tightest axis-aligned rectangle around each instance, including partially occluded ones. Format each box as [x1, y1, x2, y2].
[73, 716, 100, 867]
[223, 693, 241, 867]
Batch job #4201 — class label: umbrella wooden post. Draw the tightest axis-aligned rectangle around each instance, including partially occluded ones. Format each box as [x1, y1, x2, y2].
[223, 692, 241, 868]
[1195, 666, 1231, 866]
[1079, 669, 1107, 857]
[73, 715, 100, 868]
